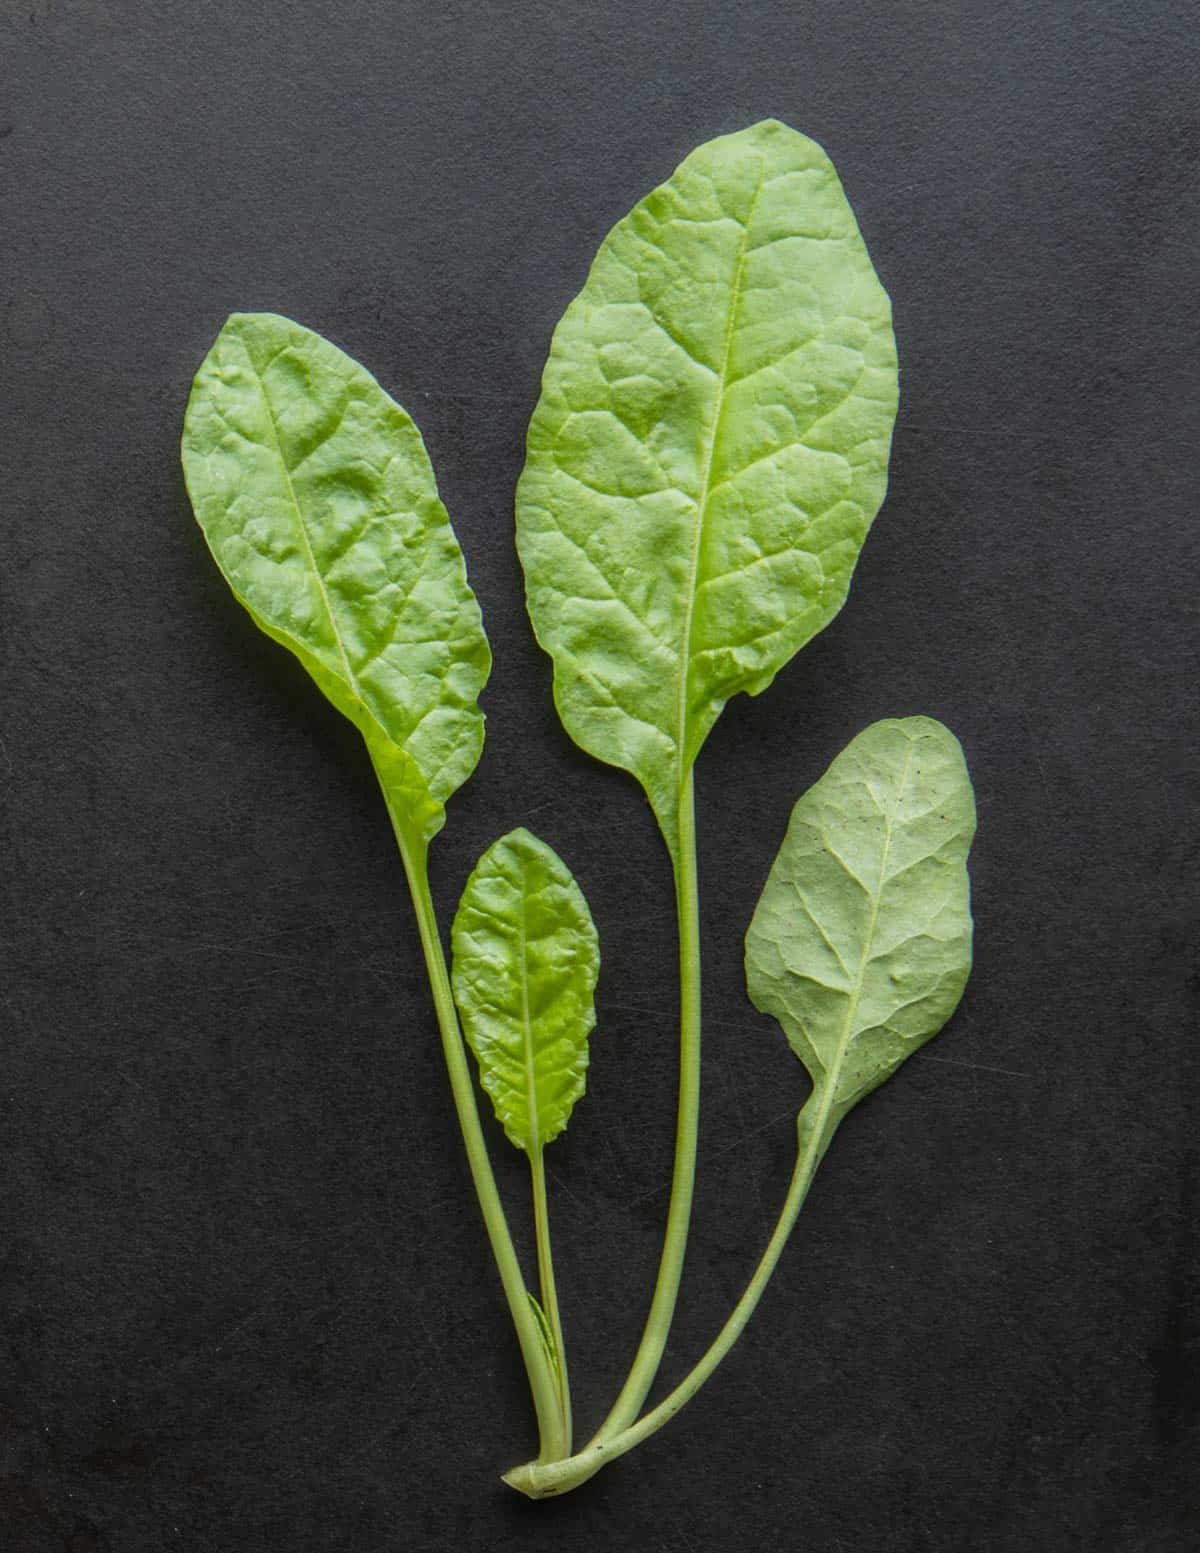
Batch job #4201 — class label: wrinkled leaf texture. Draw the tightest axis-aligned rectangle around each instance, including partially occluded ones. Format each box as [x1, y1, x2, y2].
[182, 312, 490, 844]
[745, 718, 975, 1161]
[452, 829, 600, 1155]
[517, 120, 898, 857]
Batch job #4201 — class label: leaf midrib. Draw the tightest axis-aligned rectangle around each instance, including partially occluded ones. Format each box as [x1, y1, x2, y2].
[809, 738, 915, 1133]
[243, 338, 360, 698]
[518, 883, 541, 1157]
[671, 155, 767, 793]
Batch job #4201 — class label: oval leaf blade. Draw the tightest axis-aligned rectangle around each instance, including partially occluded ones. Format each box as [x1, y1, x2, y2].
[745, 718, 975, 1153]
[452, 829, 600, 1155]
[182, 312, 491, 841]
[517, 120, 898, 853]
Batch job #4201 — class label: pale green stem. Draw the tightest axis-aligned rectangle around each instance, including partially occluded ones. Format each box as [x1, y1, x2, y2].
[504, 1106, 828, 1498]
[380, 790, 567, 1464]
[592, 768, 702, 1442]
[531, 1148, 572, 1451]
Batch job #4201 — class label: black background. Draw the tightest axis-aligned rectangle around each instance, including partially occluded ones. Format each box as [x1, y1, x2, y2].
[1, 2, 1196, 1549]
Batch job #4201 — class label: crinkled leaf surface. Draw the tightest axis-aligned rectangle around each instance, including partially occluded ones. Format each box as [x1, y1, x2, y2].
[452, 829, 599, 1155]
[745, 718, 974, 1158]
[182, 312, 490, 843]
[517, 120, 898, 856]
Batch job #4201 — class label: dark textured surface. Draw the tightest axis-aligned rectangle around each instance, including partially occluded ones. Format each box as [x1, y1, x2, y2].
[0, 2, 1196, 1549]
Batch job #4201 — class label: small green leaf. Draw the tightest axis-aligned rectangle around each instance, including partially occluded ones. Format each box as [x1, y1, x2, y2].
[452, 829, 599, 1155]
[517, 120, 897, 857]
[182, 312, 490, 843]
[745, 718, 975, 1160]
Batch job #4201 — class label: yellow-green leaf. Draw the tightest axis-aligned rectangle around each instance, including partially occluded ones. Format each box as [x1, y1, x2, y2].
[745, 718, 975, 1160]
[517, 121, 897, 857]
[452, 829, 599, 1155]
[182, 312, 490, 843]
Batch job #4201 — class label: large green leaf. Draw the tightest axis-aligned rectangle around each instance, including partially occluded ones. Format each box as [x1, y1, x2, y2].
[745, 718, 975, 1162]
[451, 829, 599, 1155]
[182, 312, 490, 843]
[516, 120, 898, 856]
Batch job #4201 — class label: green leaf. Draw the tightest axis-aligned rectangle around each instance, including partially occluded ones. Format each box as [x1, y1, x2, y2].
[182, 312, 490, 843]
[516, 120, 897, 856]
[745, 718, 975, 1161]
[451, 828, 600, 1155]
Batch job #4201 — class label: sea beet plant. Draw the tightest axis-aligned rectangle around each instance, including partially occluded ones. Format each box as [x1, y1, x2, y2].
[181, 119, 976, 1497]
